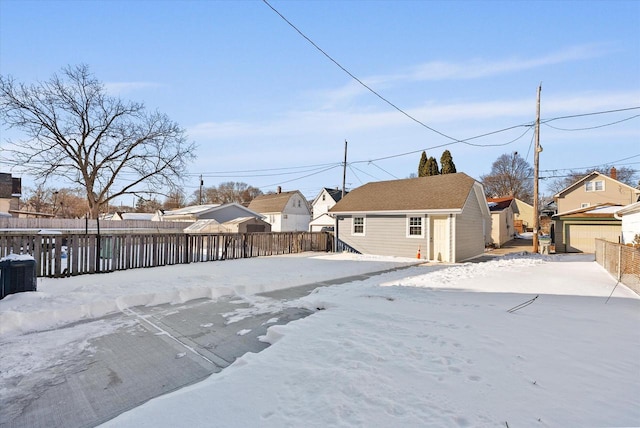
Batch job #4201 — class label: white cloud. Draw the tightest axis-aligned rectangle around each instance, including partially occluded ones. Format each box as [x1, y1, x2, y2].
[188, 89, 639, 143]
[320, 43, 613, 106]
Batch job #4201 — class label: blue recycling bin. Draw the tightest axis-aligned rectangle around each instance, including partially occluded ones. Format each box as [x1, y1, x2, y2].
[0, 257, 37, 300]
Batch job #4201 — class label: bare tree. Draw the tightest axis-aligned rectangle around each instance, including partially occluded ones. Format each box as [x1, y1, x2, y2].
[22, 185, 88, 217]
[547, 166, 638, 194]
[481, 152, 534, 203]
[0, 64, 196, 218]
[191, 181, 263, 205]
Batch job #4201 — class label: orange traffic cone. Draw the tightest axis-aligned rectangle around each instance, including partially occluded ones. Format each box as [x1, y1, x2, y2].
[417, 246, 421, 259]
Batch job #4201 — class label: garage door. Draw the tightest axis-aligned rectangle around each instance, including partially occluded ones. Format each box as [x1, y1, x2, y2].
[565, 224, 621, 253]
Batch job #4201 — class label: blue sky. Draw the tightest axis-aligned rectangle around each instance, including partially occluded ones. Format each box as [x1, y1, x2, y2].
[1, 0, 639, 202]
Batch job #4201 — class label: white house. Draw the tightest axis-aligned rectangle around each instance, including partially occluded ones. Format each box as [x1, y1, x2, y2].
[247, 188, 311, 232]
[615, 202, 640, 245]
[309, 187, 347, 232]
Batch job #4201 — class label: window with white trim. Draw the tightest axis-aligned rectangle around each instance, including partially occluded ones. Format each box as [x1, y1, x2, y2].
[581, 203, 590, 208]
[353, 216, 365, 235]
[407, 216, 423, 237]
[585, 180, 604, 192]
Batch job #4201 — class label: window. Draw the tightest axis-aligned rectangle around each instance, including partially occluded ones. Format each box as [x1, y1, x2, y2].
[322, 195, 326, 201]
[353, 216, 365, 235]
[585, 180, 604, 192]
[581, 203, 590, 208]
[407, 216, 423, 237]
[297, 200, 301, 208]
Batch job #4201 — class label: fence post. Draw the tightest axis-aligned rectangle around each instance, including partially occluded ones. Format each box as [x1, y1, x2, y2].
[618, 244, 622, 282]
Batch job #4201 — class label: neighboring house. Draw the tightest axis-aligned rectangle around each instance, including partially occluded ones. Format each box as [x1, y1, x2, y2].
[487, 197, 516, 248]
[552, 204, 622, 253]
[513, 198, 534, 232]
[615, 202, 640, 245]
[111, 212, 155, 221]
[554, 168, 640, 214]
[247, 187, 311, 232]
[329, 173, 491, 262]
[309, 187, 347, 232]
[155, 203, 265, 224]
[0, 172, 21, 217]
[184, 217, 271, 234]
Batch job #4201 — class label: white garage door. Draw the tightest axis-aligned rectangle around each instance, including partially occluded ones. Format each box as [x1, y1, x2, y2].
[565, 224, 621, 253]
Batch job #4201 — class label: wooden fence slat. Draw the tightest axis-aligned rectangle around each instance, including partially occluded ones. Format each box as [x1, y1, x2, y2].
[0, 231, 332, 278]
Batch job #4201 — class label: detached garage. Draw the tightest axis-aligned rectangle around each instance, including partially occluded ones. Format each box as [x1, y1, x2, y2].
[553, 205, 622, 253]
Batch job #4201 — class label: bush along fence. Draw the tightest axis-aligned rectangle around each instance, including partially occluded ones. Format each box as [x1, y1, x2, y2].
[595, 239, 640, 295]
[0, 231, 334, 278]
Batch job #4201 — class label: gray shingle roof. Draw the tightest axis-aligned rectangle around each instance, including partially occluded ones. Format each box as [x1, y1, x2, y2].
[329, 173, 477, 213]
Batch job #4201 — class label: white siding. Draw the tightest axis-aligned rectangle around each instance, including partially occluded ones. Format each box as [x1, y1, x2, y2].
[621, 212, 640, 245]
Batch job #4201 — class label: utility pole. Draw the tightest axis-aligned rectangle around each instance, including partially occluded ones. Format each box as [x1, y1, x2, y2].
[199, 175, 204, 205]
[342, 140, 348, 198]
[533, 84, 542, 254]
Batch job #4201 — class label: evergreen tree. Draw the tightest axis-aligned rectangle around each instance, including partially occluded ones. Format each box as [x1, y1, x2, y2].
[426, 157, 440, 176]
[418, 151, 428, 177]
[440, 150, 457, 174]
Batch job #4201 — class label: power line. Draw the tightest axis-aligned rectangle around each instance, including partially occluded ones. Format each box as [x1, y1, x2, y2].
[541, 106, 640, 123]
[262, 0, 464, 143]
[539, 154, 640, 173]
[542, 114, 640, 131]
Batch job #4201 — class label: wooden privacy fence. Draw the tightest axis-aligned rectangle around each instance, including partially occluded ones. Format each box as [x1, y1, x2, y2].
[0, 231, 333, 278]
[595, 239, 640, 295]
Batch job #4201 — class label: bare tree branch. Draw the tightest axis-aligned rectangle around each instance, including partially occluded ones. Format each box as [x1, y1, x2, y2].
[0, 64, 197, 218]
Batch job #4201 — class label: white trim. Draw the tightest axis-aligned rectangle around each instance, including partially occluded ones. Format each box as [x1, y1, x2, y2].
[352, 215, 366, 236]
[585, 180, 605, 192]
[330, 209, 463, 216]
[406, 215, 425, 238]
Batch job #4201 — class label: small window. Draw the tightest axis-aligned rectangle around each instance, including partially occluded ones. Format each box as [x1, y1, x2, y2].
[585, 180, 604, 192]
[353, 216, 365, 235]
[322, 195, 326, 201]
[581, 203, 590, 208]
[297, 200, 301, 208]
[407, 216, 423, 237]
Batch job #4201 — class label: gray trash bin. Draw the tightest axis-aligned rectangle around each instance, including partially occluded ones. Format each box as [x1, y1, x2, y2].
[0, 257, 37, 300]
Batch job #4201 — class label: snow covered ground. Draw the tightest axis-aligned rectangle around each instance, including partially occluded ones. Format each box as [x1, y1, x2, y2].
[1, 250, 639, 427]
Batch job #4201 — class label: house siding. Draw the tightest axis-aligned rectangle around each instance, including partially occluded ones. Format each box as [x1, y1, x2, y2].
[557, 176, 638, 213]
[514, 199, 534, 230]
[620, 211, 640, 245]
[337, 214, 428, 259]
[455, 192, 486, 261]
[489, 208, 514, 248]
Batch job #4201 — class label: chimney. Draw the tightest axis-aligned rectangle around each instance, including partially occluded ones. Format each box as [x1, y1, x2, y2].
[610, 167, 617, 180]
[277, 186, 282, 194]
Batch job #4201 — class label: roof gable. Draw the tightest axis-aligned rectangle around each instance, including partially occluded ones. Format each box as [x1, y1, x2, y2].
[554, 203, 623, 218]
[330, 173, 478, 213]
[487, 197, 515, 212]
[248, 190, 307, 213]
[312, 187, 346, 206]
[554, 171, 639, 198]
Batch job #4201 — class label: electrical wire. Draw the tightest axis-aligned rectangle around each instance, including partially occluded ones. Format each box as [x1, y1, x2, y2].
[542, 114, 640, 131]
[262, 0, 470, 144]
[368, 161, 399, 179]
